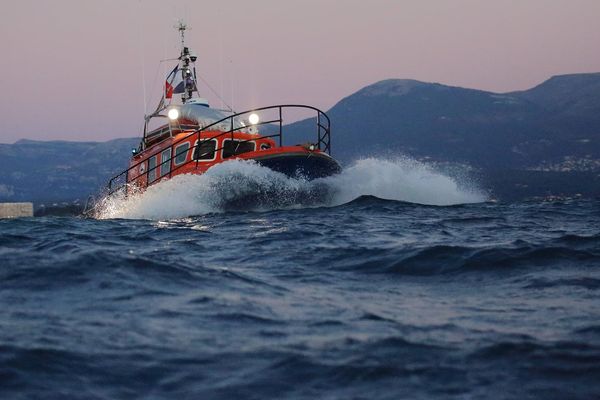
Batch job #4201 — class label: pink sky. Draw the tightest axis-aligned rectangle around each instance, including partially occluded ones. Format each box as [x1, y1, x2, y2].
[1, 0, 599, 143]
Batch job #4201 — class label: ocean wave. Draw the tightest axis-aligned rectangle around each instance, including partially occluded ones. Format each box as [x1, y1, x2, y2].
[1, 250, 199, 292]
[470, 339, 600, 367]
[555, 233, 600, 249]
[96, 157, 486, 220]
[574, 325, 600, 336]
[523, 277, 600, 290]
[319, 242, 600, 276]
[3, 335, 599, 400]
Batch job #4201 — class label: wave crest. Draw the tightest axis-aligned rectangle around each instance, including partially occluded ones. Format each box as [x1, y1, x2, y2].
[97, 157, 486, 219]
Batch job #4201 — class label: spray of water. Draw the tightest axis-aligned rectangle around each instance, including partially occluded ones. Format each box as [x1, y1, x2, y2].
[96, 158, 486, 220]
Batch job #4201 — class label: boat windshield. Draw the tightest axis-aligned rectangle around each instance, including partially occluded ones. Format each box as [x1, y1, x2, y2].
[179, 104, 247, 132]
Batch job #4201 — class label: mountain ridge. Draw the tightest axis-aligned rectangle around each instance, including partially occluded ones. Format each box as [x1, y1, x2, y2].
[1, 73, 599, 203]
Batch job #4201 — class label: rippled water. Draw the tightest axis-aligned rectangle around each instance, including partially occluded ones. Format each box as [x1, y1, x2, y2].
[1, 159, 600, 399]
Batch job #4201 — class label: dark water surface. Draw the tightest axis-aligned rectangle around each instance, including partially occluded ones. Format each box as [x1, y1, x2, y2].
[1, 198, 600, 399]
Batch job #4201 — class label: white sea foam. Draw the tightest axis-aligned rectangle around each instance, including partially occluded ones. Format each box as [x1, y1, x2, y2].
[326, 158, 485, 206]
[96, 158, 486, 220]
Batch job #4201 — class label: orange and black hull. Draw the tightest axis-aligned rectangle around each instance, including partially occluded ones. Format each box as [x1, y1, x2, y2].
[243, 150, 341, 180]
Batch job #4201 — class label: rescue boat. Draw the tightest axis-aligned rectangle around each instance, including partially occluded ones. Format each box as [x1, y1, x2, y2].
[104, 22, 341, 200]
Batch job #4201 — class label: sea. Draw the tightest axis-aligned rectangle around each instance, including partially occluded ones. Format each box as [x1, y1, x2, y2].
[1, 158, 599, 399]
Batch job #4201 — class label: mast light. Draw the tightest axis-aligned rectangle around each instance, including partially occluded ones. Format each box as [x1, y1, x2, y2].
[248, 113, 260, 125]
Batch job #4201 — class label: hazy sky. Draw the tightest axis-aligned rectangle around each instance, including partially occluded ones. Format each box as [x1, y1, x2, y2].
[1, 0, 599, 143]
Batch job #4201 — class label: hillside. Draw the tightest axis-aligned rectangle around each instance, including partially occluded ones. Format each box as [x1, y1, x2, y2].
[1, 73, 599, 203]
[284, 74, 600, 171]
[281, 73, 600, 199]
[0, 138, 138, 202]
[511, 73, 600, 120]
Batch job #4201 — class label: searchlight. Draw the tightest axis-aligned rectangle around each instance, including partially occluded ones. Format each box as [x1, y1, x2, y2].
[168, 108, 179, 120]
[248, 113, 260, 125]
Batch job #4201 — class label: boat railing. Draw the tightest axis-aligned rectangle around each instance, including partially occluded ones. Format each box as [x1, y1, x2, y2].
[107, 104, 331, 197]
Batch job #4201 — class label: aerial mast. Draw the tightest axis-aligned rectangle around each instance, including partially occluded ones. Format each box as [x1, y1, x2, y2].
[175, 20, 198, 104]
[176, 20, 187, 49]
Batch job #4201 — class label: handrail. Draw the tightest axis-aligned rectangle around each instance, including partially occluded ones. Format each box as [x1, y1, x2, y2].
[106, 104, 331, 197]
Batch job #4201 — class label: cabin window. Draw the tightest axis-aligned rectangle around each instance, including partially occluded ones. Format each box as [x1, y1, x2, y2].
[222, 140, 256, 158]
[160, 148, 171, 177]
[174, 142, 190, 165]
[148, 155, 157, 183]
[193, 139, 217, 161]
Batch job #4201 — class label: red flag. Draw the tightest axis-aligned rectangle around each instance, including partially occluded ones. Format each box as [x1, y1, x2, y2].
[165, 66, 178, 99]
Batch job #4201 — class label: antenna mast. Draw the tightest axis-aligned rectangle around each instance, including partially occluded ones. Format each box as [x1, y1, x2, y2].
[176, 20, 187, 48]
[173, 20, 199, 104]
